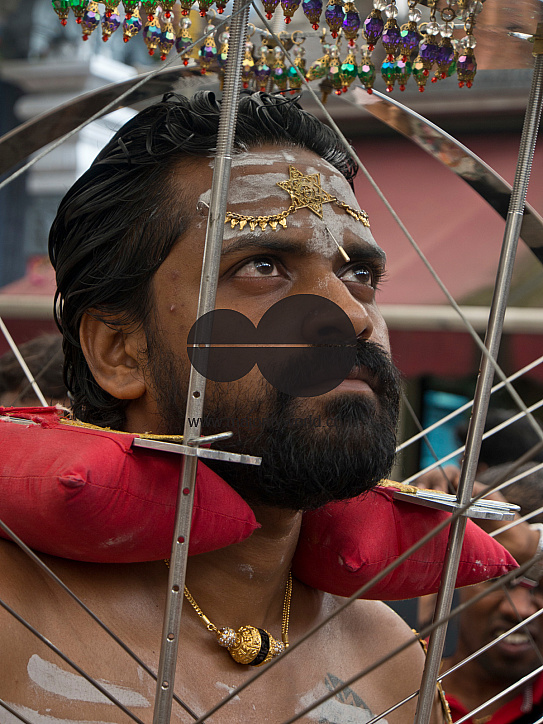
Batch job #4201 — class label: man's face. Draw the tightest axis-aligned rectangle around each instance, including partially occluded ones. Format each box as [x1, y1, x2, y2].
[141, 145, 401, 509]
[457, 580, 543, 683]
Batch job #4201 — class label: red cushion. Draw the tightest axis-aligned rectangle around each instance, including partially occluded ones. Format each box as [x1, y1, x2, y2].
[0, 407, 259, 561]
[292, 488, 517, 600]
[0, 407, 517, 597]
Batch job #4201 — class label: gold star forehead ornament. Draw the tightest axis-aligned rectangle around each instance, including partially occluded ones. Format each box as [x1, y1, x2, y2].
[224, 165, 370, 233]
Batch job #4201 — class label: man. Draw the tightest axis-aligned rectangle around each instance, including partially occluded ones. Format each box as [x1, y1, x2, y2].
[440, 464, 543, 724]
[0, 92, 443, 723]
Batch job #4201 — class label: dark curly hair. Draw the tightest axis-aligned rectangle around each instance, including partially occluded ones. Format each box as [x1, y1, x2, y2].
[49, 90, 359, 429]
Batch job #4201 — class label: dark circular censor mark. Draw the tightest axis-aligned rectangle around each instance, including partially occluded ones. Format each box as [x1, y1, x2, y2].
[187, 294, 357, 397]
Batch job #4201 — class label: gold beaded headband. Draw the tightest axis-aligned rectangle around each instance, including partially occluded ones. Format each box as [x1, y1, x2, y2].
[224, 165, 370, 232]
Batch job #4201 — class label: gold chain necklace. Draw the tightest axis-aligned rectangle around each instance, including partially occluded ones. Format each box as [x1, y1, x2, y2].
[165, 561, 292, 667]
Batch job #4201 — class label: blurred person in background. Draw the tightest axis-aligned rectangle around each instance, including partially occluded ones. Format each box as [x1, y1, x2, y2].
[427, 463, 543, 723]
[0, 333, 68, 407]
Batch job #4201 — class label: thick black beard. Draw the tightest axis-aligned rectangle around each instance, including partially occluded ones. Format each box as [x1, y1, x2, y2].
[147, 333, 401, 511]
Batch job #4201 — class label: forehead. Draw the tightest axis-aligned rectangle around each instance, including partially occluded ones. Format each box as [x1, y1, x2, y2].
[193, 145, 379, 252]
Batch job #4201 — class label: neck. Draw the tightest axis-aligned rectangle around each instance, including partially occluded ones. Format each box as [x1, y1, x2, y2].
[185, 505, 303, 632]
[442, 654, 523, 714]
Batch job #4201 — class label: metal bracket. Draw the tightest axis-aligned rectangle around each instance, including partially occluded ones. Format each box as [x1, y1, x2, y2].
[132, 435, 261, 466]
[393, 489, 519, 521]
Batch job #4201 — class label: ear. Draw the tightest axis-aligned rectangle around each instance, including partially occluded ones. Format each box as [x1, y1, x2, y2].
[79, 313, 147, 400]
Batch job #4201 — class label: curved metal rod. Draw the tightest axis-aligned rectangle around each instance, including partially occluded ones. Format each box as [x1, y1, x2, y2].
[344, 87, 543, 263]
[0, 66, 542, 263]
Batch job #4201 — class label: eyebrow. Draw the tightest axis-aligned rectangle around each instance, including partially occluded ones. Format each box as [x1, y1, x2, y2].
[221, 234, 387, 266]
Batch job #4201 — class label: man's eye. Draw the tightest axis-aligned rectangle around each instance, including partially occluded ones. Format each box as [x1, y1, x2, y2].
[235, 257, 280, 277]
[339, 264, 375, 286]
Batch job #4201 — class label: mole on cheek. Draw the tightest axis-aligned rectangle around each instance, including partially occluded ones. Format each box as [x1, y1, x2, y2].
[170, 304, 176, 313]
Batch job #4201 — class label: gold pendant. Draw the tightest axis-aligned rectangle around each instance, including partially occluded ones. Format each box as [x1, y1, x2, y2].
[216, 625, 285, 667]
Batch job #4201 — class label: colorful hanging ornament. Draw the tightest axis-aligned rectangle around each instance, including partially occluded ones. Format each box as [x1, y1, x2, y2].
[433, 21, 455, 81]
[457, 9, 478, 88]
[357, 49, 376, 93]
[302, 0, 322, 30]
[198, 0, 214, 17]
[159, 15, 176, 60]
[287, 43, 306, 93]
[175, 17, 194, 65]
[342, 3, 360, 47]
[159, 0, 177, 20]
[306, 43, 330, 81]
[381, 57, 395, 92]
[123, 6, 142, 42]
[281, 0, 301, 25]
[81, 1, 101, 40]
[141, 0, 159, 21]
[412, 55, 428, 91]
[69, 0, 90, 24]
[263, 0, 280, 20]
[143, 14, 161, 55]
[199, 24, 217, 73]
[217, 29, 229, 87]
[394, 57, 411, 90]
[215, 0, 228, 14]
[101, 4, 121, 42]
[272, 47, 288, 92]
[339, 49, 358, 93]
[121, 0, 139, 17]
[179, 0, 194, 15]
[362, 1, 385, 52]
[254, 42, 272, 90]
[241, 40, 255, 88]
[381, 2, 401, 61]
[398, 3, 421, 61]
[327, 45, 342, 95]
[324, 0, 344, 40]
[52, 0, 70, 26]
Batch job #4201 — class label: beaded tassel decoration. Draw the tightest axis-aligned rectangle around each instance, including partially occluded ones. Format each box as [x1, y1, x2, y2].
[457, 2, 479, 88]
[254, 42, 272, 90]
[398, 0, 421, 61]
[241, 39, 255, 88]
[198, 23, 217, 73]
[281, 0, 302, 25]
[69, 0, 90, 24]
[302, 0, 322, 31]
[342, 2, 360, 47]
[122, 0, 140, 15]
[358, 48, 376, 93]
[52, 0, 484, 95]
[123, 6, 142, 41]
[81, 1, 100, 40]
[287, 43, 306, 93]
[324, 0, 344, 40]
[272, 47, 289, 91]
[217, 28, 229, 87]
[52, 0, 70, 26]
[175, 17, 194, 63]
[101, 4, 121, 42]
[339, 48, 358, 93]
[159, 14, 176, 59]
[143, 13, 161, 54]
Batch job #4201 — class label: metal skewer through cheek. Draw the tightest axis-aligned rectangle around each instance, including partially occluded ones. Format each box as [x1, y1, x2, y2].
[414, 24, 543, 724]
[152, 2, 252, 721]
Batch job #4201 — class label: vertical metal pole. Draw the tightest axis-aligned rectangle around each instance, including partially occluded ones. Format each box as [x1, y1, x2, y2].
[414, 25, 543, 724]
[152, 3, 251, 721]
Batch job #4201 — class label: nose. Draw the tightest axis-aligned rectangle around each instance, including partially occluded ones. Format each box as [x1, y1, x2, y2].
[318, 275, 375, 342]
[499, 584, 541, 621]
